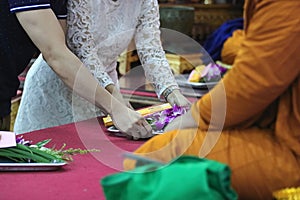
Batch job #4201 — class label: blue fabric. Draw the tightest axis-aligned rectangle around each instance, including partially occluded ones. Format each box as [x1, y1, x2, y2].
[203, 18, 244, 61]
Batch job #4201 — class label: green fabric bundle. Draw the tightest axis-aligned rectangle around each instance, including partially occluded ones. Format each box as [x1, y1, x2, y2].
[101, 156, 237, 200]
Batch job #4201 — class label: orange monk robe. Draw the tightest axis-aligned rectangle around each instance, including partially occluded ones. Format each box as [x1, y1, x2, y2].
[124, 0, 300, 199]
[221, 29, 244, 65]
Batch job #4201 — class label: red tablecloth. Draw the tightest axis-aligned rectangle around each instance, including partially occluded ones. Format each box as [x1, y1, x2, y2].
[1, 118, 145, 200]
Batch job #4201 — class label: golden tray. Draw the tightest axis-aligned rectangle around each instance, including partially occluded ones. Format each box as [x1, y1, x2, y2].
[103, 103, 172, 127]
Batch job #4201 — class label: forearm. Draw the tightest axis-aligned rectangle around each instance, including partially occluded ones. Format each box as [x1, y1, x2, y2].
[14, 8, 153, 137]
[135, 0, 179, 96]
[48, 50, 118, 114]
[16, 9, 119, 115]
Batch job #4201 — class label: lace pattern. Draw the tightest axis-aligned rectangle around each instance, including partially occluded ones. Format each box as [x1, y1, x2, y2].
[14, 55, 102, 134]
[14, 0, 179, 134]
[67, 0, 178, 94]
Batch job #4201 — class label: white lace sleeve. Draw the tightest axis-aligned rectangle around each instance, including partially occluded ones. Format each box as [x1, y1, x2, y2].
[66, 0, 114, 88]
[135, 0, 179, 97]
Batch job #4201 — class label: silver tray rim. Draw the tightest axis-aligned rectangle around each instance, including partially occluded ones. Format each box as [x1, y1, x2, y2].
[107, 126, 163, 136]
[0, 162, 67, 171]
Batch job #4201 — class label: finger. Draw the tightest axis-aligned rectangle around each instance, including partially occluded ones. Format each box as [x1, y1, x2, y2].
[138, 118, 152, 131]
[125, 131, 139, 140]
[125, 118, 153, 140]
[125, 125, 143, 140]
[130, 127, 141, 137]
[133, 136, 140, 140]
[126, 135, 140, 141]
[126, 135, 134, 140]
[134, 123, 152, 139]
[142, 121, 153, 136]
[135, 119, 144, 126]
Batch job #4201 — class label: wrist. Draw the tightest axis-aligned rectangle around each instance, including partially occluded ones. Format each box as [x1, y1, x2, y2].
[105, 84, 116, 94]
[162, 87, 180, 101]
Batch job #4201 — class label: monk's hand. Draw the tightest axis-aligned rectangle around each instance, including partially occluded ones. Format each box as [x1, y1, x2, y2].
[164, 88, 191, 107]
[164, 110, 197, 132]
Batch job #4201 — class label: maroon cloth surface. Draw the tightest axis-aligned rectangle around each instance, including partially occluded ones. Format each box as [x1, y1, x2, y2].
[1, 118, 145, 200]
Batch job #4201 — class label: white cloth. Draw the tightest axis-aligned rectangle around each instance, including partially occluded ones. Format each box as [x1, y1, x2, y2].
[14, 0, 179, 134]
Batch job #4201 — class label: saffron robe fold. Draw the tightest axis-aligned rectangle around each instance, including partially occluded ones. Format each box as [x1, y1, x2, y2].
[124, 0, 300, 199]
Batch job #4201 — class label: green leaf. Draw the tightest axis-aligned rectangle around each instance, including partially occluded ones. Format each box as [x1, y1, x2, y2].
[35, 139, 52, 148]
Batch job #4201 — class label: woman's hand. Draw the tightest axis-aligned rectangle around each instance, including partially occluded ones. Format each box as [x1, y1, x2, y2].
[164, 110, 197, 132]
[106, 84, 154, 139]
[110, 105, 153, 140]
[166, 89, 191, 107]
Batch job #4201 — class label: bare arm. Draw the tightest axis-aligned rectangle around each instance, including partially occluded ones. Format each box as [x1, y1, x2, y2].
[16, 9, 111, 111]
[58, 19, 67, 36]
[16, 9, 152, 138]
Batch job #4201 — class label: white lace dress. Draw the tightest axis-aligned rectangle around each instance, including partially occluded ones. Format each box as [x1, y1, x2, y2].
[14, 0, 179, 134]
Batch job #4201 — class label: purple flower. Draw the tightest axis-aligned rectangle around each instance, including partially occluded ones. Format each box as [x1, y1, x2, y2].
[201, 63, 223, 81]
[146, 105, 188, 132]
[16, 136, 31, 146]
[217, 64, 228, 74]
[155, 121, 165, 130]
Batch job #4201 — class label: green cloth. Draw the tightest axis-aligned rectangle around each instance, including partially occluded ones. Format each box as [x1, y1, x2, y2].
[101, 156, 237, 200]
